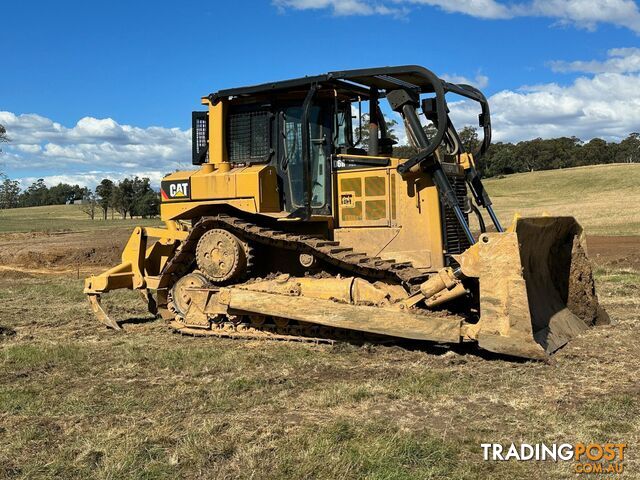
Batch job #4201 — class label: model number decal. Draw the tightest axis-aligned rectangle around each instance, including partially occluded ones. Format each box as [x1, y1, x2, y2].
[340, 193, 355, 208]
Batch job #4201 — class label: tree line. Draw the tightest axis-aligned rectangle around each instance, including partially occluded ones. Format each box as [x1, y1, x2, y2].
[391, 126, 640, 177]
[0, 175, 159, 219]
[356, 115, 640, 177]
[1, 120, 639, 215]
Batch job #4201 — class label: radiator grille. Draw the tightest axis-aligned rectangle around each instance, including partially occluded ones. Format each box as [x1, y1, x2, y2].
[227, 110, 271, 163]
[191, 111, 208, 165]
[340, 177, 362, 196]
[364, 176, 385, 196]
[442, 175, 471, 261]
[341, 201, 363, 222]
[365, 200, 386, 220]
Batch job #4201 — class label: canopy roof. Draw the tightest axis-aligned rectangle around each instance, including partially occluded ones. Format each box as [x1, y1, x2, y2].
[208, 65, 486, 104]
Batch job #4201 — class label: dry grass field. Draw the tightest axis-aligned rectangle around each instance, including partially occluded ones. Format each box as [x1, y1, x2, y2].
[484, 163, 640, 236]
[0, 204, 161, 234]
[0, 164, 639, 479]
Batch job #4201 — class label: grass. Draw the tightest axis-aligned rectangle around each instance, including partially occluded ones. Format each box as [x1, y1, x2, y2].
[0, 269, 639, 479]
[483, 163, 640, 235]
[0, 204, 160, 233]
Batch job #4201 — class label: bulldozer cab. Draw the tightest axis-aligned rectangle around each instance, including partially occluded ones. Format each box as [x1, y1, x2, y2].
[193, 66, 492, 227]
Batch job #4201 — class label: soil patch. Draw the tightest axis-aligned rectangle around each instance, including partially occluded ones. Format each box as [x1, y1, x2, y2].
[587, 235, 640, 271]
[0, 229, 132, 269]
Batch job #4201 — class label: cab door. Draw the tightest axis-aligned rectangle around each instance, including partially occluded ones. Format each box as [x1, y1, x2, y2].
[278, 104, 332, 216]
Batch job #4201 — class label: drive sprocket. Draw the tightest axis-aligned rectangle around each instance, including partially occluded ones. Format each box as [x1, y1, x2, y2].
[195, 228, 249, 283]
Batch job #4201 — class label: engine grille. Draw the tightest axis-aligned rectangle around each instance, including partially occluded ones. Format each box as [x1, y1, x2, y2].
[442, 175, 471, 262]
[227, 110, 271, 163]
[191, 111, 208, 165]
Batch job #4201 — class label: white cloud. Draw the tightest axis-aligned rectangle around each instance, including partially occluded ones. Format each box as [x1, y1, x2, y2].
[441, 72, 489, 89]
[14, 144, 42, 154]
[0, 111, 191, 188]
[273, 0, 640, 32]
[407, 0, 511, 19]
[526, 0, 640, 33]
[4, 47, 640, 189]
[448, 71, 640, 142]
[273, 0, 406, 16]
[550, 47, 640, 73]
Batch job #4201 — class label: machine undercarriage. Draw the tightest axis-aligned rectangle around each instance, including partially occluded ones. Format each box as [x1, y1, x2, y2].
[86, 212, 607, 360]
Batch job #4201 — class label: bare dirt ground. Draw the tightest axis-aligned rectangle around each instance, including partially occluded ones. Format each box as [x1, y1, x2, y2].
[0, 226, 639, 479]
[0, 229, 133, 269]
[588, 236, 640, 272]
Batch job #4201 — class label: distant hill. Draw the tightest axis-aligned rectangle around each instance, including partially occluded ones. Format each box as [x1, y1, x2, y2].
[483, 163, 640, 236]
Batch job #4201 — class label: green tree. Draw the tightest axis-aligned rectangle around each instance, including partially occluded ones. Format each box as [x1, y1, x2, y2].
[0, 174, 21, 209]
[578, 138, 610, 166]
[392, 122, 440, 158]
[0, 124, 8, 153]
[354, 113, 398, 151]
[135, 189, 160, 218]
[95, 179, 115, 220]
[112, 178, 135, 219]
[46, 183, 87, 205]
[458, 126, 480, 154]
[131, 177, 158, 217]
[392, 145, 421, 158]
[20, 179, 48, 207]
[482, 142, 518, 176]
[615, 133, 640, 163]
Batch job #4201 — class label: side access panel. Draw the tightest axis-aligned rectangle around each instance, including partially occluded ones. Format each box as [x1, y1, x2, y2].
[333, 162, 445, 270]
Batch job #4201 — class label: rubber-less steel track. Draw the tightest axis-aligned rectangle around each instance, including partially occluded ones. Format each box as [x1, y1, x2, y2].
[161, 214, 428, 286]
[157, 213, 431, 339]
[169, 319, 337, 344]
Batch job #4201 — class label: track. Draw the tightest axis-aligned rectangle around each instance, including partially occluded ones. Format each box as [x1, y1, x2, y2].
[156, 213, 432, 338]
[160, 213, 428, 287]
[168, 315, 398, 346]
[169, 319, 336, 344]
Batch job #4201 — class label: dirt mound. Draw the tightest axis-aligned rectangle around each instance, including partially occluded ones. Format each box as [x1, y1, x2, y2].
[0, 229, 132, 269]
[567, 238, 610, 326]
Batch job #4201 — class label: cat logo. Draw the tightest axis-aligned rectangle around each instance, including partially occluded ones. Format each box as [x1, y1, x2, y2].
[161, 179, 191, 201]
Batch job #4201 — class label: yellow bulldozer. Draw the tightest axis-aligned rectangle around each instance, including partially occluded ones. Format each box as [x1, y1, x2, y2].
[84, 65, 608, 360]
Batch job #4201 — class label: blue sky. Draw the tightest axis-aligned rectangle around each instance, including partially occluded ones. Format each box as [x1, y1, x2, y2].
[1, 0, 640, 187]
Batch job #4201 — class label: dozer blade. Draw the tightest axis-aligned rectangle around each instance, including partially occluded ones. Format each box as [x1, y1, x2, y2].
[469, 216, 608, 359]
